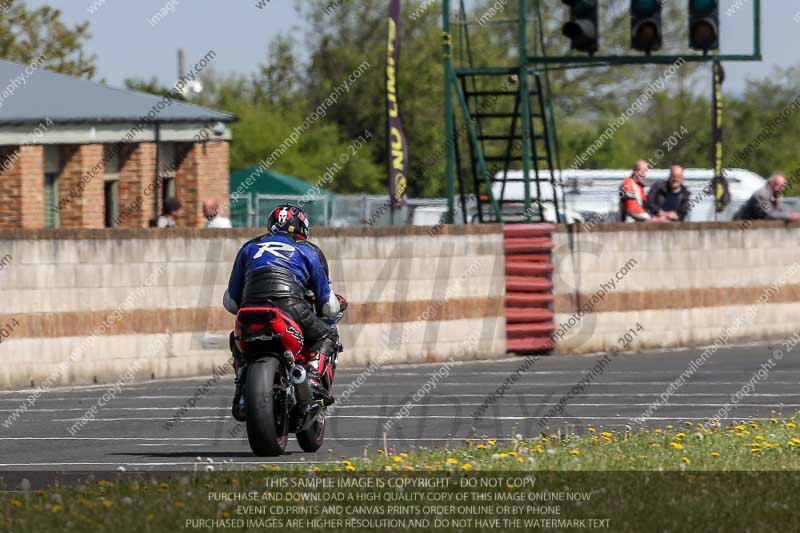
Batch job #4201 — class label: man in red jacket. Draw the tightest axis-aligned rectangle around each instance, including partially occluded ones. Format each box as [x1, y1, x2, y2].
[619, 160, 667, 223]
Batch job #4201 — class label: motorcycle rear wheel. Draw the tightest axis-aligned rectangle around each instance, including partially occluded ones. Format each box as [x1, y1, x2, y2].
[245, 357, 288, 456]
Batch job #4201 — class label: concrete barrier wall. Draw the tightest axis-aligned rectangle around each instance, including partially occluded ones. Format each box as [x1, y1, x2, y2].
[0, 226, 506, 389]
[551, 221, 800, 354]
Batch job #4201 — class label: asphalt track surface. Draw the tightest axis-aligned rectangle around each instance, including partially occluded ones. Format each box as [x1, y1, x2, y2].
[1, 342, 798, 473]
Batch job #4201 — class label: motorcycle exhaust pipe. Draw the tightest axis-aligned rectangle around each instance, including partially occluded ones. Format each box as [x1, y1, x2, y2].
[289, 365, 312, 405]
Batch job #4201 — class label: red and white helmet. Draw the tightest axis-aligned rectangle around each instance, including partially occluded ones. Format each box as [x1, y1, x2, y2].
[267, 204, 310, 239]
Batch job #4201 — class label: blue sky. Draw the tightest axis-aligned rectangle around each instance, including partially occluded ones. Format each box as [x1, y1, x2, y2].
[26, 0, 799, 94]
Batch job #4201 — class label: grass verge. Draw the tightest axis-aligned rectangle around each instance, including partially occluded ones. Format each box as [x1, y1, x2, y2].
[2, 416, 800, 532]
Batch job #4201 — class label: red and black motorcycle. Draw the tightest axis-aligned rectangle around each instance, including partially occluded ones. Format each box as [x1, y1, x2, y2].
[233, 306, 340, 456]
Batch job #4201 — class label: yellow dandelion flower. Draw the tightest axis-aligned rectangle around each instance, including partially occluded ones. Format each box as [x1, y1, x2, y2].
[516, 457, 524, 463]
[684, 421, 693, 427]
[446, 458, 458, 465]
[681, 457, 690, 464]
[755, 435, 765, 441]
[345, 465, 356, 471]
[131, 483, 140, 492]
[787, 422, 797, 429]
[461, 463, 473, 471]
[591, 436, 599, 443]
[789, 441, 797, 447]
[175, 501, 185, 508]
[751, 448, 761, 453]
[392, 456, 404, 463]
[342, 460, 352, 466]
[670, 442, 684, 450]
[533, 445, 544, 453]
[570, 450, 581, 456]
[10, 499, 23, 508]
[51, 505, 62, 513]
[498, 453, 509, 459]
[665, 425, 673, 430]
[735, 424, 745, 430]
[487, 440, 497, 446]
[377, 450, 385, 454]
[791, 438, 800, 444]
[588, 427, 596, 433]
[736, 432, 748, 437]
[476, 444, 486, 449]
[601, 432, 613, 438]
[711, 452, 720, 457]
[102, 500, 113, 508]
[770, 418, 779, 424]
[675, 432, 686, 438]
[749, 422, 758, 428]
[158, 482, 169, 492]
[509, 451, 517, 457]
[655, 429, 662, 433]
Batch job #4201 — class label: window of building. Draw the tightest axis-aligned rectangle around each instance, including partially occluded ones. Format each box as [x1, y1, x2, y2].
[104, 145, 121, 228]
[158, 143, 177, 210]
[43, 147, 60, 228]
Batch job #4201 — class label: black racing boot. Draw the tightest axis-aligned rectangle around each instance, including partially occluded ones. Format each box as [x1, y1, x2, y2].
[232, 365, 246, 422]
[230, 333, 247, 422]
[305, 352, 334, 406]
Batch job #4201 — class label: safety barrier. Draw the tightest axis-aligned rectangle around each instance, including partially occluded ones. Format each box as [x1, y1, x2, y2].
[503, 224, 556, 354]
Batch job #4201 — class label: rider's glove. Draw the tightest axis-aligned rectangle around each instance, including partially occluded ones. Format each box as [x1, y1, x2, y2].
[336, 294, 348, 312]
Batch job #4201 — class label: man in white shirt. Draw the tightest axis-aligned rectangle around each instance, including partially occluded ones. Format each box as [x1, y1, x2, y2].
[203, 198, 233, 228]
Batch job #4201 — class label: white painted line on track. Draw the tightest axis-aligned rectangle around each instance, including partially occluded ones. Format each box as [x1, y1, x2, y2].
[46, 414, 778, 423]
[3, 402, 798, 414]
[0, 462, 338, 467]
[0, 436, 511, 442]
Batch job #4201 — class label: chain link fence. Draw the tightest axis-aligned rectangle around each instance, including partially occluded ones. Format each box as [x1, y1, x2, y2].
[230, 193, 475, 228]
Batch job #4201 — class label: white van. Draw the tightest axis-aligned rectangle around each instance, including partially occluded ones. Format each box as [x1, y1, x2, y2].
[494, 168, 767, 222]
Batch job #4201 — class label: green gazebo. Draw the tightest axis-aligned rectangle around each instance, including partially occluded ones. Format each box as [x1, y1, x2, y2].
[229, 167, 334, 227]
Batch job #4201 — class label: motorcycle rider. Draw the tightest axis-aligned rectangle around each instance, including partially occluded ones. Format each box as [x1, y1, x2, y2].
[223, 204, 345, 421]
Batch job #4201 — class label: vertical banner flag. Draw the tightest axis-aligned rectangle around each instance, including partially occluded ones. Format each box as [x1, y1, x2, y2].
[386, 0, 408, 209]
[712, 60, 730, 213]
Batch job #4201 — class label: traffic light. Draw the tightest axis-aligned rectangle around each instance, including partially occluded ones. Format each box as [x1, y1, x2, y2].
[562, 0, 598, 55]
[689, 0, 719, 52]
[630, 0, 662, 54]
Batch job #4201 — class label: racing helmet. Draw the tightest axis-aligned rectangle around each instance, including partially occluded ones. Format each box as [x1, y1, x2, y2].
[267, 204, 310, 239]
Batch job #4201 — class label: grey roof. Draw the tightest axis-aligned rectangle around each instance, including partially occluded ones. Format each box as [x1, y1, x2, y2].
[0, 59, 237, 125]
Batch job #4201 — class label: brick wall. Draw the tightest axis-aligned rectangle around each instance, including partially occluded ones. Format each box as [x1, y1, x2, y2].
[57, 144, 105, 228]
[176, 141, 230, 227]
[118, 143, 157, 229]
[0, 145, 45, 229]
[0, 140, 230, 230]
[0, 225, 506, 388]
[550, 221, 800, 354]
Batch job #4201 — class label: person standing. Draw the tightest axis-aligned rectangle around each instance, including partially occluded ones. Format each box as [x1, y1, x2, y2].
[619, 160, 667, 223]
[156, 198, 183, 228]
[733, 172, 800, 222]
[647, 165, 692, 221]
[203, 198, 232, 228]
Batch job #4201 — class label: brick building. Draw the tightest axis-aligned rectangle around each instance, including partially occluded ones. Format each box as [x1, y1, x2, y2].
[0, 59, 237, 229]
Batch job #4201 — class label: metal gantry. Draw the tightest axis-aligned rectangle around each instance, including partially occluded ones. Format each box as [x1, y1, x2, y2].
[441, 0, 763, 225]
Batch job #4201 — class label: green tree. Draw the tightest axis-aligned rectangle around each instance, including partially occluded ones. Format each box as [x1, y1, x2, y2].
[0, 4, 96, 78]
[123, 78, 188, 101]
